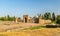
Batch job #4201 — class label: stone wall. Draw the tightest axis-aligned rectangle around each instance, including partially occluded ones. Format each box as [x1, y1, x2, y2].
[39, 19, 52, 25]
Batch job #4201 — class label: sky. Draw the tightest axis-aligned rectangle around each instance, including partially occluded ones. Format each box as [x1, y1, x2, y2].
[0, 0, 60, 18]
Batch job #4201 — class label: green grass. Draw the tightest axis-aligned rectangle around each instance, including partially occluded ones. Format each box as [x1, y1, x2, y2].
[0, 34, 7, 36]
[23, 26, 44, 30]
[29, 26, 42, 30]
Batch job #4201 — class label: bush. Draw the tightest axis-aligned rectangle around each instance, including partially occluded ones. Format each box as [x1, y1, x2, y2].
[56, 15, 60, 24]
[46, 25, 57, 28]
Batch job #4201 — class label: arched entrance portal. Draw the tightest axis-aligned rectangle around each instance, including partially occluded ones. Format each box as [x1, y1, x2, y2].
[25, 17, 27, 23]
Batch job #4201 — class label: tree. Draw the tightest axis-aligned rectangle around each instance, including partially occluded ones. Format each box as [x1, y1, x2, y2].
[56, 15, 60, 24]
[12, 16, 16, 21]
[43, 12, 51, 20]
[52, 12, 55, 21]
[4, 16, 7, 21]
[0, 17, 5, 21]
[48, 12, 51, 19]
[7, 15, 10, 21]
[0, 15, 16, 21]
[42, 15, 44, 19]
[18, 17, 21, 19]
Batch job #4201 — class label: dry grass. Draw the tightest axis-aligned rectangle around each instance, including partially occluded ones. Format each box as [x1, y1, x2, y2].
[0, 28, 60, 36]
[0, 21, 40, 32]
[0, 21, 60, 36]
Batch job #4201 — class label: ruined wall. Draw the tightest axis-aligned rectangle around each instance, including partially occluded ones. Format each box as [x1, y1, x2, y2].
[23, 15, 28, 23]
[23, 15, 52, 25]
[39, 19, 52, 25]
[23, 15, 33, 23]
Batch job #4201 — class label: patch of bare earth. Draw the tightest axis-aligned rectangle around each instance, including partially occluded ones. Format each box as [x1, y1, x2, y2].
[0, 21, 40, 32]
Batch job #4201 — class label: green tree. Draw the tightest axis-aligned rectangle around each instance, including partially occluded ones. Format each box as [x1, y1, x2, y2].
[13, 16, 16, 21]
[43, 12, 51, 20]
[0, 15, 16, 21]
[42, 15, 44, 19]
[52, 12, 55, 21]
[0, 17, 4, 21]
[7, 15, 10, 21]
[56, 15, 60, 24]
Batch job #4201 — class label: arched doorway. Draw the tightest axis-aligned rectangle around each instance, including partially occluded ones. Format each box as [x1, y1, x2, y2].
[25, 17, 27, 23]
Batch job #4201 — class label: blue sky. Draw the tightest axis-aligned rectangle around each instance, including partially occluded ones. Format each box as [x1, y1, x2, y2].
[0, 0, 60, 17]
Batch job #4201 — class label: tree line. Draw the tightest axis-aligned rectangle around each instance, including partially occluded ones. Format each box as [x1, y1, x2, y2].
[0, 12, 60, 24]
[0, 15, 20, 21]
[38, 12, 60, 24]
